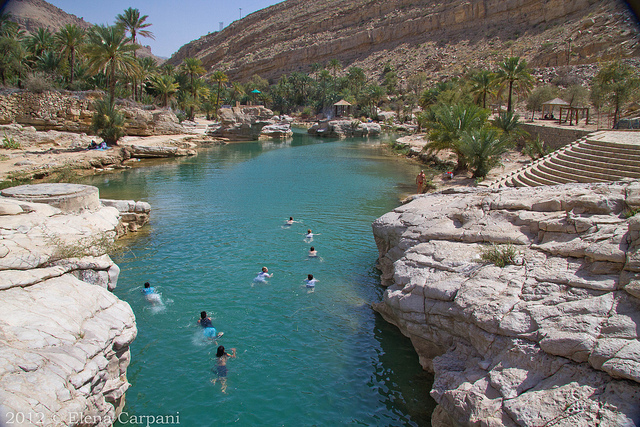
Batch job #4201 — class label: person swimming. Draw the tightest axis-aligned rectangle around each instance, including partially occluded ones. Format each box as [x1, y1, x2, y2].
[141, 282, 162, 304]
[305, 229, 313, 238]
[199, 311, 223, 339]
[304, 274, 318, 288]
[308, 246, 318, 257]
[254, 266, 273, 282]
[286, 216, 295, 225]
[212, 345, 236, 393]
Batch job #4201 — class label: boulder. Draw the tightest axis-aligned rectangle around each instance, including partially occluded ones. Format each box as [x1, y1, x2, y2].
[206, 106, 276, 141]
[372, 182, 640, 426]
[308, 120, 381, 138]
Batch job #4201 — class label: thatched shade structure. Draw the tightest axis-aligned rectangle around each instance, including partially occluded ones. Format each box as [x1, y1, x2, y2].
[541, 98, 569, 118]
[333, 99, 352, 118]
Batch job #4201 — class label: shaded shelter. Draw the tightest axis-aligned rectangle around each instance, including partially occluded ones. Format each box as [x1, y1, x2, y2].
[541, 98, 569, 119]
[333, 99, 352, 118]
[559, 106, 589, 125]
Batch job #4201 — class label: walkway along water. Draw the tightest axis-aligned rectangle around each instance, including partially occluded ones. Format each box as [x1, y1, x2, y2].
[83, 130, 436, 426]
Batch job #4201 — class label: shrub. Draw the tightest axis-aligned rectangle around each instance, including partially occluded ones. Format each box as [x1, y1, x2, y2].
[2, 134, 20, 149]
[46, 233, 118, 265]
[24, 72, 54, 93]
[91, 98, 125, 146]
[480, 244, 520, 267]
[522, 135, 549, 160]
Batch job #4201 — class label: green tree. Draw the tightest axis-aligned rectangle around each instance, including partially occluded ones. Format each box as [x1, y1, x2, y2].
[148, 74, 179, 107]
[91, 98, 126, 145]
[491, 111, 527, 141]
[423, 103, 489, 170]
[495, 57, 534, 112]
[54, 24, 85, 86]
[592, 61, 639, 127]
[0, 13, 19, 37]
[458, 128, 512, 178]
[115, 7, 154, 58]
[469, 70, 496, 109]
[85, 25, 139, 102]
[26, 27, 53, 59]
[526, 85, 558, 120]
[210, 70, 228, 117]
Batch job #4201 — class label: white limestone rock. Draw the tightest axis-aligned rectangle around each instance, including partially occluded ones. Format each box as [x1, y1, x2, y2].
[372, 182, 640, 426]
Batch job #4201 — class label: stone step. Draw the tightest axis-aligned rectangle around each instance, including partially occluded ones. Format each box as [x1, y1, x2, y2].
[571, 143, 640, 164]
[510, 174, 529, 188]
[586, 136, 640, 151]
[546, 157, 618, 182]
[558, 150, 640, 175]
[536, 163, 578, 184]
[524, 168, 558, 186]
[528, 164, 573, 185]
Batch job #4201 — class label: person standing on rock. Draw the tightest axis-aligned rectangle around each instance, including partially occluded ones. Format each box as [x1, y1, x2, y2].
[416, 170, 426, 194]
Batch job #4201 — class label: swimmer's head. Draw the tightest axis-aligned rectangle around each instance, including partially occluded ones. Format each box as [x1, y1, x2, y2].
[310, 247, 315, 251]
[262, 266, 268, 272]
[307, 229, 312, 233]
[201, 311, 207, 319]
[289, 217, 293, 220]
[144, 282, 150, 288]
[307, 274, 314, 280]
[216, 346, 225, 357]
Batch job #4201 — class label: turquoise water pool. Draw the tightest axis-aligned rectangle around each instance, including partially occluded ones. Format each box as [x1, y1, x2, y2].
[84, 131, 436, 426]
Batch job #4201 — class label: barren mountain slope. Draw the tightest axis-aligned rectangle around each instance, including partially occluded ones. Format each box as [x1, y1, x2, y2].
[169, 0, 640, 83]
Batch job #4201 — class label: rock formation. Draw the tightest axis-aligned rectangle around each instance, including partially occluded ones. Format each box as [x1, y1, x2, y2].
[168, 0, 639, 84]
[308, 120, 381, 138]
[0, 90, 185, 136]
[0, 184, 146, 426]
[372, 182, 640, 426]
[206, 106, 283, 141]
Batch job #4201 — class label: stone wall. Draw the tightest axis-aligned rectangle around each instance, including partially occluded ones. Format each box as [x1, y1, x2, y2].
[0, 90, 184, 136]
[372, 182, 640, 426]
[521, 123, 592, 150]
[0, 186, 147, 426]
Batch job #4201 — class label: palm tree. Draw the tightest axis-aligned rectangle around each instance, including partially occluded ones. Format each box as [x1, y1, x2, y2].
[458, 128, 512, 178]
[188, 78, 210, 119]
[424, 103, 489, 171]
[347, 67, 366, 98]
[495, 57, 534, 112]
[91, 98, 126, 145]
[55, 24, 85, 86]
[469, 70, 496, 109]
[181, 57, 205, 97]
[115, 7, 154, 58]
[26, 27, 53, 59]
[491, 111, 527, 141]
[85, 25, 139, 102]
[149, 74, 179, 107]
[210, 70, 228, 117]
[229, 82, 245, 105]
[0, 13, 19, 37]
[328, 58, 342, 89]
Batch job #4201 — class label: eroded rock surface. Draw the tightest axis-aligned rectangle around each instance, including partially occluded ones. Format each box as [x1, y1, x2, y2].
[0, 187, 140, 426]
[372, 182, 640, 426]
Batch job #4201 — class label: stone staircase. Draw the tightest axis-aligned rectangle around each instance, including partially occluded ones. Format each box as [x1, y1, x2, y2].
[488, 131, 640, 188]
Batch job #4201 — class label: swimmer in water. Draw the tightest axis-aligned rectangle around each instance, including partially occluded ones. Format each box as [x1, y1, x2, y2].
[141, 282, 162, 304]
[212, 345, 236, 393]
[308, 246, 318, 257]
[286, 216, 295, 225]
[304, 274, 318, 288]
[199, 311, 223, 339]
[255, 266, 273, 282]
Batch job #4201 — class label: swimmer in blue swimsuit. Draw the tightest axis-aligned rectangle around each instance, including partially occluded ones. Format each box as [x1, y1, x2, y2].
[199, 311, 223, 339]
[141, 282, 162, 304]
[212, 345, 236, 393]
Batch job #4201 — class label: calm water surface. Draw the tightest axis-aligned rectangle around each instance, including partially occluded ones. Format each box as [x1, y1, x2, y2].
[83, 130, 436, 426]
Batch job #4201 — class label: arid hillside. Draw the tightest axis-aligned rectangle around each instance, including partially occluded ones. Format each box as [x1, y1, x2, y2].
[4, 0, 159, 60]
[168, 0, 640, 83]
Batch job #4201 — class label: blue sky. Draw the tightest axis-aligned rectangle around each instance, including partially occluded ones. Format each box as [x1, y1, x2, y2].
[44, 0, 284, 58]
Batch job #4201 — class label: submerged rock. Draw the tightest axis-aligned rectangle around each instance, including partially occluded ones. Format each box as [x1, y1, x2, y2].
[0, 184, 144, 425]
[372, 182, 640, 426]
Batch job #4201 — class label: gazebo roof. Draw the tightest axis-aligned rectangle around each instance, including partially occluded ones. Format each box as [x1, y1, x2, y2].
[334, 99, 352, 106]
[542, 98, 570, 106]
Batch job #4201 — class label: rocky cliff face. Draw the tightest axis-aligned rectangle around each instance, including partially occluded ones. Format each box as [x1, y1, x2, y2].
[169, 0, 639, 83]
[0, 90, 185, 136]
[0, 185, 147, 425]
[372, 182, 640, 426]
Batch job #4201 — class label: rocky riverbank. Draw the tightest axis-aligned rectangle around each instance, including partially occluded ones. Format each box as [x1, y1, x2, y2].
[0, 184, 149, 426]
[372, 181, 640, 426]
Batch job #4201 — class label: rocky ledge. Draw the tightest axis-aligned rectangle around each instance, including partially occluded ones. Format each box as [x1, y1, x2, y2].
[0, 184, 146, 426]
[372, 182, 640, 426]
[205, 106, 293, 141]
[308, 120, 381, 138]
